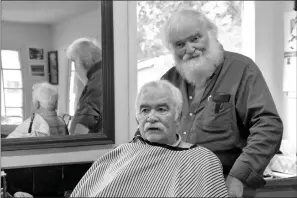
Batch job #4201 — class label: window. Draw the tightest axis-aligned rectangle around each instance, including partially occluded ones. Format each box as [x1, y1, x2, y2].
[68, 61, 84, 117]
[68, 61, 76, 116]
[1, 50, 23, 125]
[137, 1, 243, 91]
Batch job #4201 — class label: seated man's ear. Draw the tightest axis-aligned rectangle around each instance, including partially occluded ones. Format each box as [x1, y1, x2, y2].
[33, 101, 40, 110]
[134, 116, 141, 136]
[176, 112, 182, 125]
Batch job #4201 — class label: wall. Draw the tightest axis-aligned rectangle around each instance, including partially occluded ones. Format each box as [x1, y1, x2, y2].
[1, 21, 52, 119]
[276, 1, 296, 154]
[255, 1, 284, 119]
[254, 1, 296, 154]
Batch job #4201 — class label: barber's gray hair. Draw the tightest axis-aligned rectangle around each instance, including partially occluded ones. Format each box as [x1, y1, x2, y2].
[32, 82, 58, 110]
[135, 80, 183, 121]
[66, 37, 102, 71]
[163, 7, 218, 50]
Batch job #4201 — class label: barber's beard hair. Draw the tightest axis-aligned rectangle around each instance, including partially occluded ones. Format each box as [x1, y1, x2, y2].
[174, 33, 224, 86]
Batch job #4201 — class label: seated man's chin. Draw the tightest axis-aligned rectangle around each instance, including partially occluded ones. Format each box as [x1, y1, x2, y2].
[145, 132, 164, 144]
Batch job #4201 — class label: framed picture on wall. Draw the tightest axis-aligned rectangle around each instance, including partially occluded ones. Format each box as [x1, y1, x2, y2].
[48, 51, 59, 85]
[29, 48, 44, 60]
[30, 65, 45, 76]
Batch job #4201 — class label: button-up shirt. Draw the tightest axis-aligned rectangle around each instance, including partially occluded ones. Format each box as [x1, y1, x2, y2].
[70, 62, 103, 134]
[161, 51, 283, 188]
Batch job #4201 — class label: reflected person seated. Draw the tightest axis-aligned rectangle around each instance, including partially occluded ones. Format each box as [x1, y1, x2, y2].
[6, 82, 68, 138]
[70, 80, 229, 197]
[66, 38, 102, 135]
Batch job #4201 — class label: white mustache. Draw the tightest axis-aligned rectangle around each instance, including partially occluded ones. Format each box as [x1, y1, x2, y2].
[144, 123, 164, 131]
[183, 50, 202, 61]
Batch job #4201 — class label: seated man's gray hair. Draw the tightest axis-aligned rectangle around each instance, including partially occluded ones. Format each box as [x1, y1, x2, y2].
[66, 37, 102, 71]
[32, 82, 58, 110]
[135, 80, 183, 121]
[162, 7, 218, 50]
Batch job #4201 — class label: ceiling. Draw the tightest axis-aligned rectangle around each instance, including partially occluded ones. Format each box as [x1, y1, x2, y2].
[1, 1, 100, 25]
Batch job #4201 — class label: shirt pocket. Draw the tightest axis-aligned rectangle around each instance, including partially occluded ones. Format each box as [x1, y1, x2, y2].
[201, 100, 232, 132]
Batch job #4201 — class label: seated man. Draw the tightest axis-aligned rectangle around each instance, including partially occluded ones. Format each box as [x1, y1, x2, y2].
[70, 80, 229, 197]
[7, 82, 68, 138]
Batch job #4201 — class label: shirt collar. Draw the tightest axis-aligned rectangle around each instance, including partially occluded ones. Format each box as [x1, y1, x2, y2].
[169, 134, 182, 147]
[86, 61, 102, 80]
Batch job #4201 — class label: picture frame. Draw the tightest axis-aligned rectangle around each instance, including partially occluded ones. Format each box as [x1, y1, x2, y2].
[48, 51, 59, 84]
[30, 65, 45, 76]
[29, 48, 44, 60]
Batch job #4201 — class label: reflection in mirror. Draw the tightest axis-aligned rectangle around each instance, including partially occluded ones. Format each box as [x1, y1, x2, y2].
[1, 1, 103, 139]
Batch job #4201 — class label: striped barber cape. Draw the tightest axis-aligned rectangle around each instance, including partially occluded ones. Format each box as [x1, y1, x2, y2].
[71, 136, 229, 197]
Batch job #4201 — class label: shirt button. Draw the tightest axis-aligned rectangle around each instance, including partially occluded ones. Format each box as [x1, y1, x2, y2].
[189, 96, 193, 99]
[189, 113, 193, 116]
[183, 131, 187, 135]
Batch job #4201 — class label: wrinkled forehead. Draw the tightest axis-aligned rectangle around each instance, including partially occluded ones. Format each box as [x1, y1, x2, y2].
[138, 87, 174, 107]
[166, 12, 206, 44]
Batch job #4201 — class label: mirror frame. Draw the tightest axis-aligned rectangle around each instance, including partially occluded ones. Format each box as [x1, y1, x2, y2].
[1, 0, 115, 151]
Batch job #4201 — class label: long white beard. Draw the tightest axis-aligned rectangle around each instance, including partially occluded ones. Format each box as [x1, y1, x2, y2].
[175, 34, 224, 86]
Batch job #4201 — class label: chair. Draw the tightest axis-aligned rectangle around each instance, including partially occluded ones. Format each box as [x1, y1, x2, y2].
[61, 114, 71, 127]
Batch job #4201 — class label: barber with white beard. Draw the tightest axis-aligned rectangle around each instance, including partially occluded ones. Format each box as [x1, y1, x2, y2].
[66, 38, 103, 135]
[136, 8, 283, 198]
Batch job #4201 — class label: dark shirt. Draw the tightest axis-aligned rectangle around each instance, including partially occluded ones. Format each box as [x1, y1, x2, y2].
[160, 51, 283, 188]
[70, 62, 102, 134]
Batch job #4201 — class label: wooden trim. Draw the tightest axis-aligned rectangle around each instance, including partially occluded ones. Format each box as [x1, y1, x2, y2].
[1, 0, 115, 151]
[101, 0, 115, 144]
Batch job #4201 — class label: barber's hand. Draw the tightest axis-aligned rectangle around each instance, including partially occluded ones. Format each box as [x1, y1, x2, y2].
[226, 175, 244, 197]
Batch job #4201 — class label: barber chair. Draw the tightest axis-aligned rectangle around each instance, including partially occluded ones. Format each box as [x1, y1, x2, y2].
[61, 114, 72, 129]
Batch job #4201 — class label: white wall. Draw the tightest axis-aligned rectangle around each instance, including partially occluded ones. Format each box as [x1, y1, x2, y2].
[255, 1, 284, 119]
[254, 1, 296, 153]
[1, 21, 52, 119]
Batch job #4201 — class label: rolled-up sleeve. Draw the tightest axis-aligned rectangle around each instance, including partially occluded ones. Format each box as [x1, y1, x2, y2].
[230, 63, 283, 188]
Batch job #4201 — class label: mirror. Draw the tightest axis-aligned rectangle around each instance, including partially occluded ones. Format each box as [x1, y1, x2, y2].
[1, 0, 115, 151]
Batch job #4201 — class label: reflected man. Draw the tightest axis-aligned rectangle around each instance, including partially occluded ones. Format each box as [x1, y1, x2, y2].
[66, 38, 103, 135]
[7, 82, 68, 138]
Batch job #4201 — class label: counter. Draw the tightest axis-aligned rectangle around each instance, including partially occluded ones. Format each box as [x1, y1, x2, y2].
[255, 176, 297, 197]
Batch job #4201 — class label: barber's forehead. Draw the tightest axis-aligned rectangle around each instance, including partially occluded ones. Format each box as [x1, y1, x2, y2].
[167, 13, 205, 43]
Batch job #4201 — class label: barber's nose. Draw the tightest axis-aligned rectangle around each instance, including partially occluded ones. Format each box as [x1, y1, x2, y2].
[185, 42, 196, 54]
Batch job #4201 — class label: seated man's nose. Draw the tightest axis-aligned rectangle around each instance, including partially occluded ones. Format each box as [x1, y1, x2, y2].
[147, 114, 158, 122]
